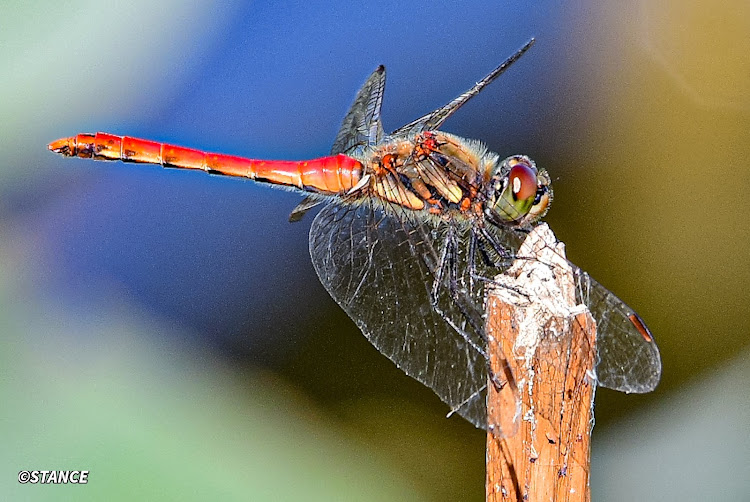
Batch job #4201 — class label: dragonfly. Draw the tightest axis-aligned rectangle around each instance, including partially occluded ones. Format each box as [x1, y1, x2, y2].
[48, 39, 661, 432]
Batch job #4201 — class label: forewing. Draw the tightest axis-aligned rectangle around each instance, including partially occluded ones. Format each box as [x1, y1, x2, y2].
[573, 271, 662, 392]
[309, 201, 489, 429]
[391, 39, 535, 137]
[330, 66, 386, 156]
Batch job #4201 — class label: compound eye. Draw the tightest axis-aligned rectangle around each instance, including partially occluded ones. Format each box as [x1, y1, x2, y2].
[508, 163, 537, 202]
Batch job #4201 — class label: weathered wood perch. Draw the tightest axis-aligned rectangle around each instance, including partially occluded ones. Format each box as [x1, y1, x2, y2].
[485, 223, 597, 502]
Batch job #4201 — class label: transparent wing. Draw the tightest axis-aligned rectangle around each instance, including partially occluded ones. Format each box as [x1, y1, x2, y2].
[391, 39, 535, 137]
[288, 195, 321, 222]
[309, 201, 490, 428]
[330, 66, 386, 156]
[308, 199, 660, 429]
[573, 271, 662, 392]
[484, 224, 662, 393]
[290, 66, 386, 222]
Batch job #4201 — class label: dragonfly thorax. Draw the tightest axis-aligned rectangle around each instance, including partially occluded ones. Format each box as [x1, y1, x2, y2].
[350, 132, 552, 229]
[351, 131, 493, 218]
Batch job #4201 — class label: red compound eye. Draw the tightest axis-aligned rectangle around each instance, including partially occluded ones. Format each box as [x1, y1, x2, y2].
[509, 163, 537, 201]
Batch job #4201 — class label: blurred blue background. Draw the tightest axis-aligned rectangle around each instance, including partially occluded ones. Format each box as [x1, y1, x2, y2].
[2, 1, 749, 500]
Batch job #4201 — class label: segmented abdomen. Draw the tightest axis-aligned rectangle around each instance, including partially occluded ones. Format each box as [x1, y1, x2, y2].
[48, 132, 363, 195]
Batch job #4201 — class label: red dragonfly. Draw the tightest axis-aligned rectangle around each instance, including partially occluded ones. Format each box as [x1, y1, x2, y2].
[49, 39, 661, 432]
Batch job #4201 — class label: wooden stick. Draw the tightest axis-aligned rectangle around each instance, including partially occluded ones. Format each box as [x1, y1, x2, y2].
[485, 224, 597, 502]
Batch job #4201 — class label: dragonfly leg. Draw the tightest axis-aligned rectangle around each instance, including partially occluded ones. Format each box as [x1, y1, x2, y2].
[467, 228, 514, 286]
[447, 230, 460, 296]
[429, 231, 451, 308]
[430, 227, 462, 307]
[429, 227, 521, 429]
[428, 229, 488, 359]
[470, 226, 539, 300]
[467, 231, 478, 295]
[478, 225, 513, 262]
[477, 239, 497, 268]
[467, 229, 501, 283]
[468, 229, 518, 296]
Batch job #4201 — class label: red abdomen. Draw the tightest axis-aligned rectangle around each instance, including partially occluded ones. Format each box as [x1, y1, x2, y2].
[48, 132, 363, 195]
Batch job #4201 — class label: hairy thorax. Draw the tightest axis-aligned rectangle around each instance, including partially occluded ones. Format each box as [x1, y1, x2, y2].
[351, 131, 498, 222]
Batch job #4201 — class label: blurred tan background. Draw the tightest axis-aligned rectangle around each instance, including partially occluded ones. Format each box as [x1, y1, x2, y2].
[1, 1, 748, 500]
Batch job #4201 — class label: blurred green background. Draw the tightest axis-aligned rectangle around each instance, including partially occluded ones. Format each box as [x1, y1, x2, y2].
[2, 1, 749, 500]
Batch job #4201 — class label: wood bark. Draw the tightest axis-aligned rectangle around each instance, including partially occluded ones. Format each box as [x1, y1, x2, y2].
[485, 224, 597, 502]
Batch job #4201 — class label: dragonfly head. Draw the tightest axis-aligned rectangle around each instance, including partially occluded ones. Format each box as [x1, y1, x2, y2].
[484, 155, 552, 228]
